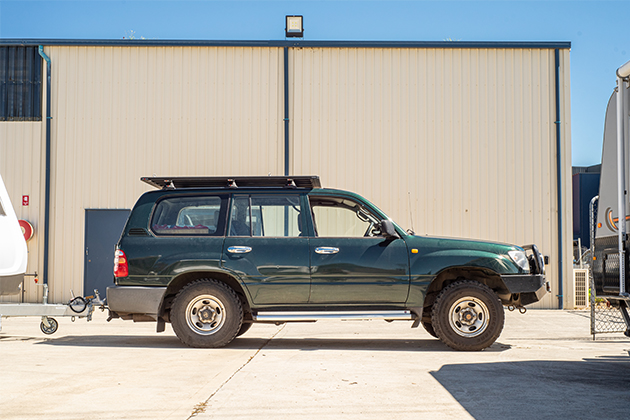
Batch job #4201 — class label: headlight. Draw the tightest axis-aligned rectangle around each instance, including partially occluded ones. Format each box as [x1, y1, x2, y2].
[508, 250, 530, 272]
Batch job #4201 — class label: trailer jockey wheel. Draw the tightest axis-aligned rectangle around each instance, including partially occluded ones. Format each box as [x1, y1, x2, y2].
[40, 317, 58, 335]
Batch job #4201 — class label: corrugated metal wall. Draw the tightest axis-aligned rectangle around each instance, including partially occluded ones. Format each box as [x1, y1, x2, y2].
[0, 121, 43, 302]
[0, 44, 572, 309]
[290, 48, 573, 309]
[45, 46, 284, 304]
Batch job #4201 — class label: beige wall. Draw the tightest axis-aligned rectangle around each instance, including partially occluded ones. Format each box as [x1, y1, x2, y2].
[44, 46, 284, 304]
[0, 122, 43, 302]
[0, 45, 572, 309]
[290, 47, 573, 309]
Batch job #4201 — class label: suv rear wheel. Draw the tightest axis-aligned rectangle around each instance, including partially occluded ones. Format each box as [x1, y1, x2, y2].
[171, 279, 243, 348]
[431, 280, 504, 351]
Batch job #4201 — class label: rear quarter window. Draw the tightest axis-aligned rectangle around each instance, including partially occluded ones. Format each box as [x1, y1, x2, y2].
[151, 195, 228, 236]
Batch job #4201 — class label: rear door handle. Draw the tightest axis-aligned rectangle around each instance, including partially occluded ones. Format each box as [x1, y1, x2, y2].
[315, 247, 339, 254]
[228, 246, 252, 254]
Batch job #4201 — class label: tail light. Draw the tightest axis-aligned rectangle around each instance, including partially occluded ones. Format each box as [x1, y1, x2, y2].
[114, 249, 129, 277]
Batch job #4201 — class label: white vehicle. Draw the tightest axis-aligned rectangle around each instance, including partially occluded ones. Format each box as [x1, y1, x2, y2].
[592, 60, 630, 334]
[0, 174, 28, 296]
[0, 174, 104, 334]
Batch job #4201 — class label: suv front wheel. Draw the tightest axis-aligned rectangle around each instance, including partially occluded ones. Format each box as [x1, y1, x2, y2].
[171, 279, 243, 348]
[431, 280, 504, 351]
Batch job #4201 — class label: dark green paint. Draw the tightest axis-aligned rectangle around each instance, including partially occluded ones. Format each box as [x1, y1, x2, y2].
[116, 187, 527, 310]
[309, 236, 409, 304]
[222, 236, 310, 305]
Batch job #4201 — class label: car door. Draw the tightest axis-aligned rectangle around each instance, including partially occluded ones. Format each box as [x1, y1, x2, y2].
[307, 195, 410, 304]
[222, 193, 310, 305]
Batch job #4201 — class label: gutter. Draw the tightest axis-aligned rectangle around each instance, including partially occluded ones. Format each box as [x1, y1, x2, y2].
[37, 46, 52, 297]
[554, 49, 564, 309]
[0, 39, 572, 50]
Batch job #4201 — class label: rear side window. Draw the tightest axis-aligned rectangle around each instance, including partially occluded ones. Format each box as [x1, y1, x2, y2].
[151, 195, 228, 236]
[229, 194, 303, 237]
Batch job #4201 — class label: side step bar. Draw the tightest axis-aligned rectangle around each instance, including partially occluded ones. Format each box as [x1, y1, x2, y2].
[253, 310, 415, 322]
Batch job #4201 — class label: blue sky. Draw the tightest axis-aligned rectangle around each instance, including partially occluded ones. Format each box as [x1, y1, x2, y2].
[1, 0, 627, 167]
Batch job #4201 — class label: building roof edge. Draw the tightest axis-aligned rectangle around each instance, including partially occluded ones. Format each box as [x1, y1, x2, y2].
[0, 39, 572, 49]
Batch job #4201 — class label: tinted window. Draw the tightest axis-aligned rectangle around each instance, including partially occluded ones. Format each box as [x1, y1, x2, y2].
[229, 196, 251, 236]
[229, 195, 303, 237]
[152, 195, 228, 236]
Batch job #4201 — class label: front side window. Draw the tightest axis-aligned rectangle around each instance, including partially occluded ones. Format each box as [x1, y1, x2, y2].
[152, 195, 228, 235]
[229, 195, 303, 237]
[310, 196, 381, 237]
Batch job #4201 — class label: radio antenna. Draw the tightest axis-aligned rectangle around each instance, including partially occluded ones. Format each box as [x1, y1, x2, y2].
[407, 192, 415, 235]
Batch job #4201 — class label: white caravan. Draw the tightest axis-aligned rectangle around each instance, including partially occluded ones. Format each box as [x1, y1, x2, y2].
[0, 174, 104, 334]
[0, 174, 28, 296]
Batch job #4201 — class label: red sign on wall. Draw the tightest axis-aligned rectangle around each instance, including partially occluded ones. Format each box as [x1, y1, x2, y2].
[22, 195, 29, 206]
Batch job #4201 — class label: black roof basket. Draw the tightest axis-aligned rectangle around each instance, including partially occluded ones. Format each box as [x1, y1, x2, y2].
[141, 176, 322, 190]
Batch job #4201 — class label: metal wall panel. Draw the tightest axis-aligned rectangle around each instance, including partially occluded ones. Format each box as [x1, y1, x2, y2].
[0, 121, 43, 303]
[2, 45, 573, 309]
[290, 47, 573, 309]
[44, 46, 284, 303]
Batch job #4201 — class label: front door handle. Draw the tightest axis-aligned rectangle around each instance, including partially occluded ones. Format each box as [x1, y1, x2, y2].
[228, 246, 252, 254]
[315, 247, 339, 254]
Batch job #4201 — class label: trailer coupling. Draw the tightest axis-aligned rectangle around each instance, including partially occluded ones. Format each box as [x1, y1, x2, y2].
[0, 287, 107, 335]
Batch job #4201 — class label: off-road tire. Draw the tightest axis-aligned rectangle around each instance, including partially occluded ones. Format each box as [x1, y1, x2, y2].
[431, 280, 504, 351]
[236, 322, 253, 337]
[421, 321, 438, 338]
[171, 279, 243, 348]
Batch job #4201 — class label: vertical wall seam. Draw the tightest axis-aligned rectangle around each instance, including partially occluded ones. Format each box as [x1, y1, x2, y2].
[283, 47, 290, 176]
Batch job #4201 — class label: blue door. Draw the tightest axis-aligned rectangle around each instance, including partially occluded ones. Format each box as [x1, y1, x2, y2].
[84, 209, 130, 298]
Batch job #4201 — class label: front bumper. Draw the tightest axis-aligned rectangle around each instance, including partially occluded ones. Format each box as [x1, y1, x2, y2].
[500, 244, 548, 306]
[501, 274, 547, 294]
[501, 274, 549, 305]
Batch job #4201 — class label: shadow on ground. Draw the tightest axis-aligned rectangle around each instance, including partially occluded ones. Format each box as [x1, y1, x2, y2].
[431, 356, 630, 420]
[32, 334, 511, 352]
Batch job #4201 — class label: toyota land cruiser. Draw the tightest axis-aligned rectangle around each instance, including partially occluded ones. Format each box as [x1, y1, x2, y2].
[107, 176, 547, 351]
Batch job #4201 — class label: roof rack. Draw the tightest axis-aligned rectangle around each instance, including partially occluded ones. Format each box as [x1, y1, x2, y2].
[141, 176, 322, 190]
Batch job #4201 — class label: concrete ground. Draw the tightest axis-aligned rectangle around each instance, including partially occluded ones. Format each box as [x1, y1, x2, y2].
[0, 309, 629, 420]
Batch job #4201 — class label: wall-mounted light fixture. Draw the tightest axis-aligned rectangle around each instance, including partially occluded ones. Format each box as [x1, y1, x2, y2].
[285, 15, 304, 38]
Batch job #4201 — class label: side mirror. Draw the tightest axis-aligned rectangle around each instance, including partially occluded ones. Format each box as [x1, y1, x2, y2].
[380, 220, 400, 239]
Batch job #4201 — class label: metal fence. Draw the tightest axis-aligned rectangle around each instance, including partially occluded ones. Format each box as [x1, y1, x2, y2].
[588, 195, 628, 337]
[590, 271, 628, 336]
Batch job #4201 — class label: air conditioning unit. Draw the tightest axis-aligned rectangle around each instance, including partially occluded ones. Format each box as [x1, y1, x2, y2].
[573, 268, 590, 308]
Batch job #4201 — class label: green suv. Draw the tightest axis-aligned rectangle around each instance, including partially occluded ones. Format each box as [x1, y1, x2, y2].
[107, 176, 547, 351]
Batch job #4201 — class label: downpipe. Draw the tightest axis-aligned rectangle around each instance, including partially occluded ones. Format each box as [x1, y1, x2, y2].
[37, 46, 52, 300]
[554, 49, 564, 309]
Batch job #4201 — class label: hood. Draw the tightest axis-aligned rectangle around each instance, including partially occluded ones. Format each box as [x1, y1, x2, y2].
[405, 234, 525, 275]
